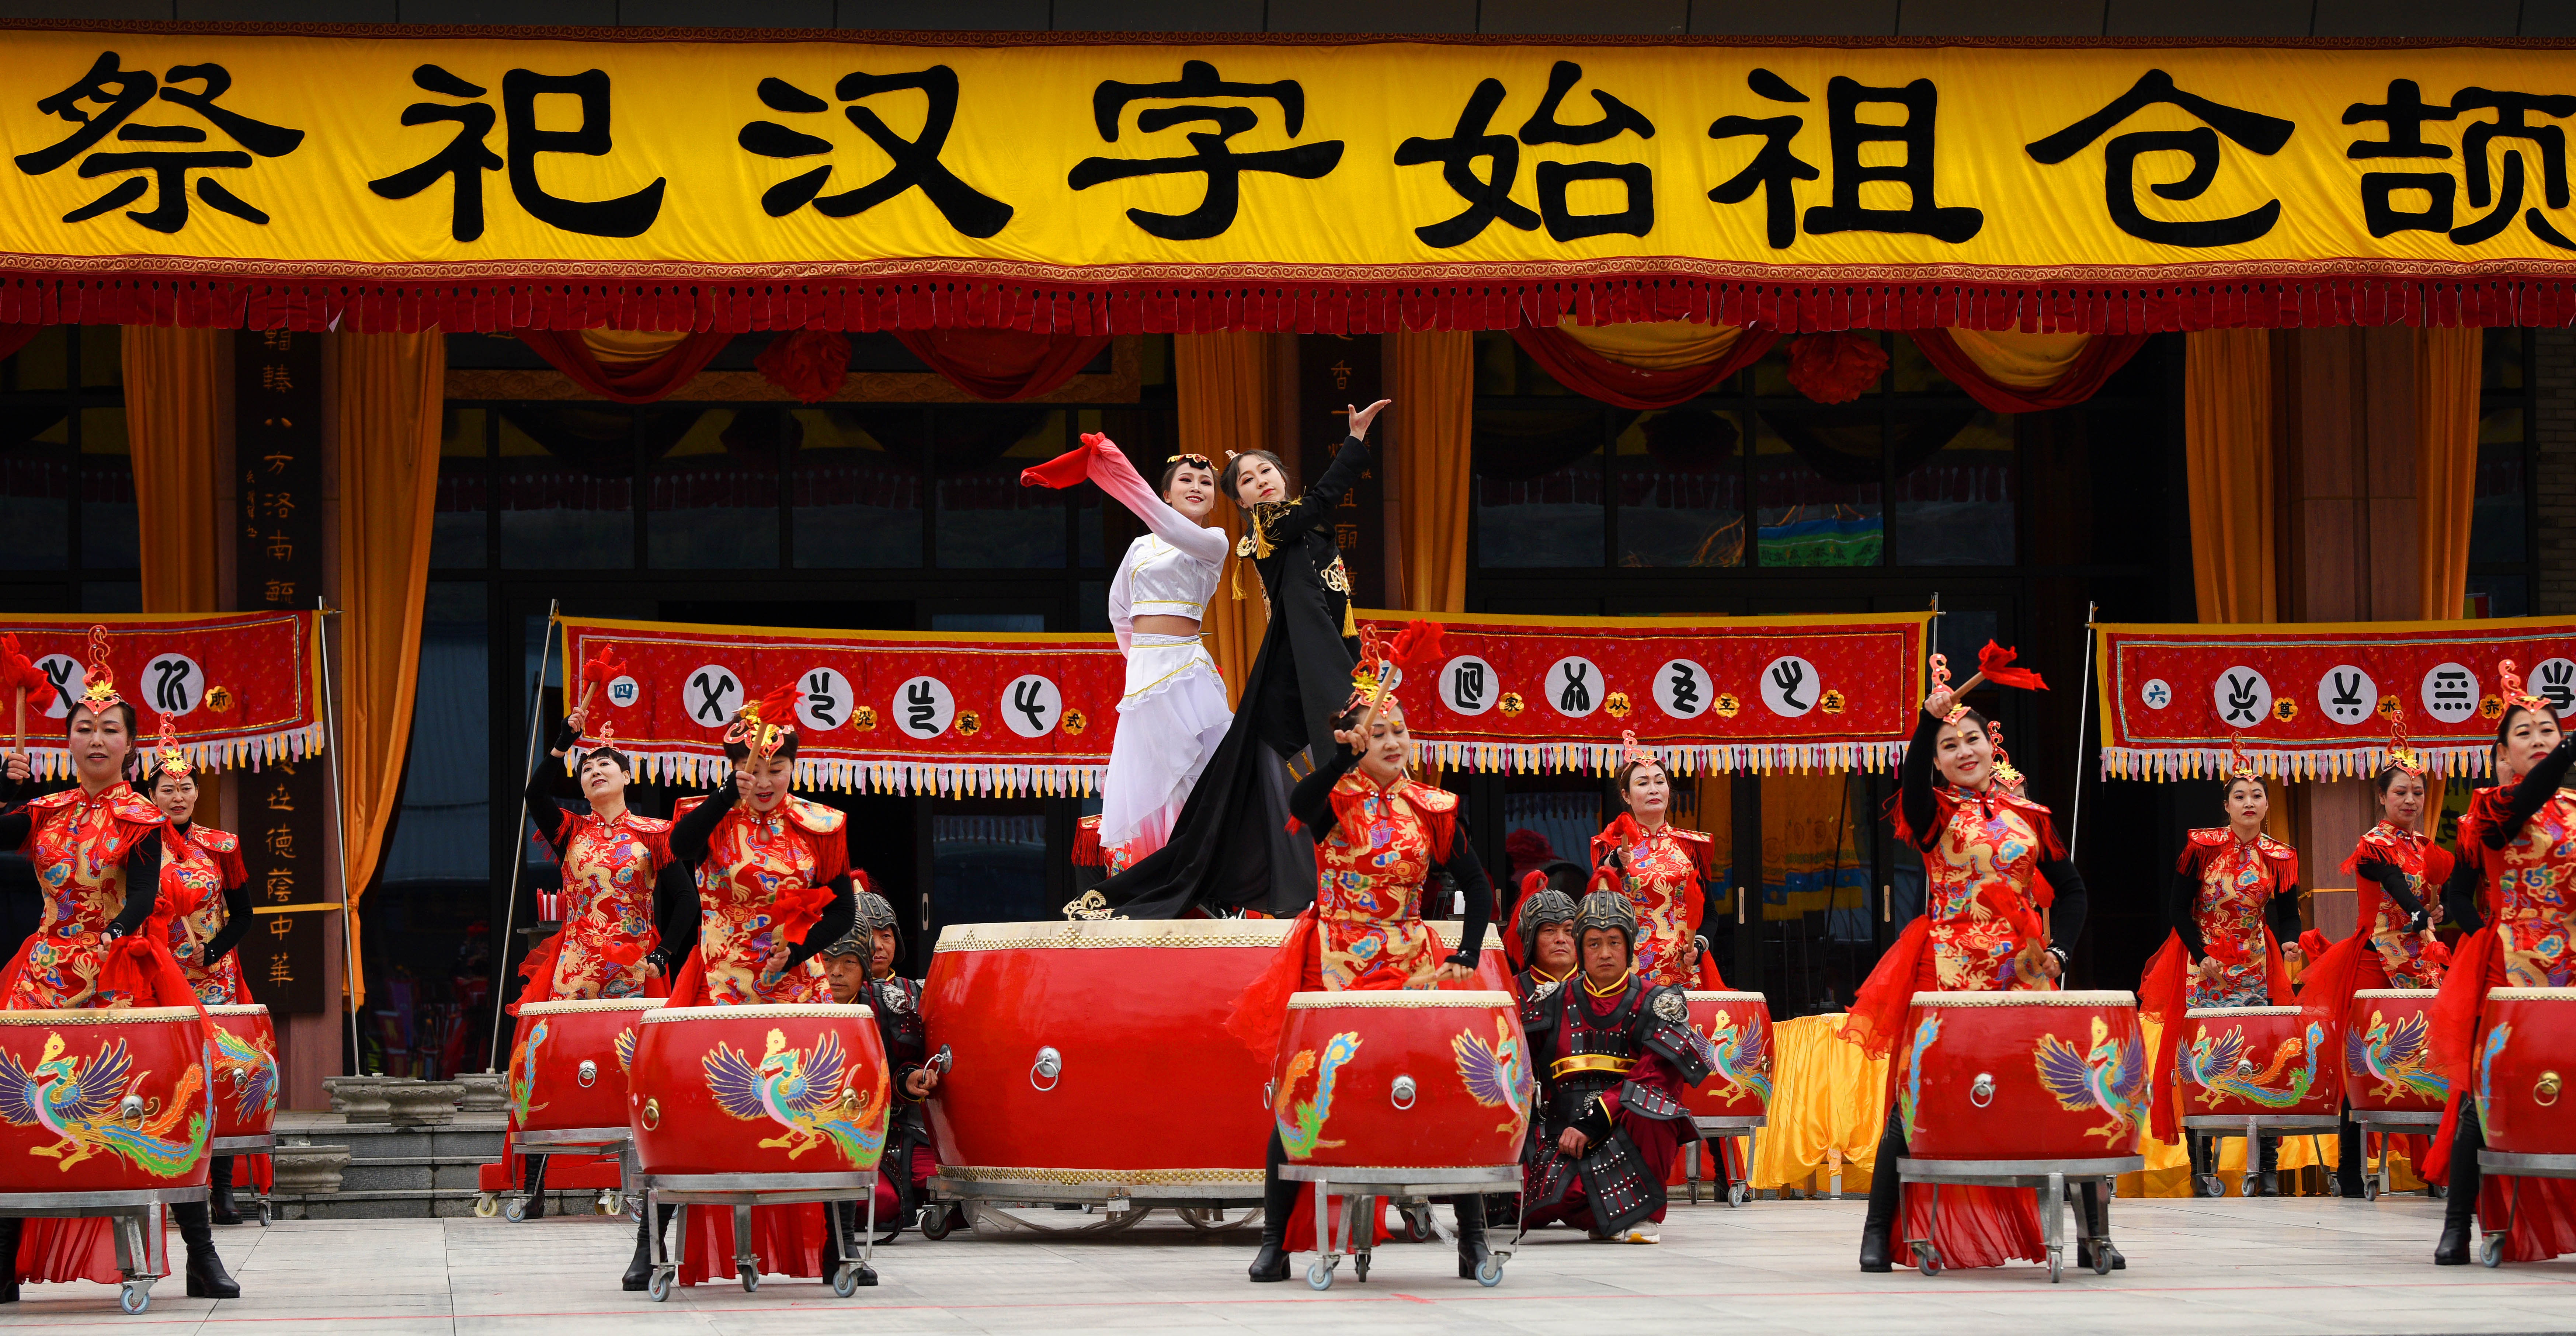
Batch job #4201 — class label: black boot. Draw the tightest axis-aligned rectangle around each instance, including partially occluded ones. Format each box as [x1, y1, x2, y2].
[2073, 1182, 2125, 1271]
[1858, 1113, 1902, 1273]
[2257, 1134, 2281, 1197]
[521, 1154, 547, 1220]
[825, 1201, 878, 1287]
[173, 1201, 239, 1299]
[0, 1218, 17, 1302]
[2337, 1116, 2368, 1198]
[1249, 1135, 1295, 1283]
[623, 1205, 676, 1290]
[208, 1155, 242, 1226]
[1452, 1194, 1490, 1280]
[2187, 1134, 2215, 1197]
[2437, 1112, 2482, 1265]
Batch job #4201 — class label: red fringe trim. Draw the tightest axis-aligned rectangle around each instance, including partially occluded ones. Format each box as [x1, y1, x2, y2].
[13, 272, 2576, 334]
[1070, 815, 1104, 868]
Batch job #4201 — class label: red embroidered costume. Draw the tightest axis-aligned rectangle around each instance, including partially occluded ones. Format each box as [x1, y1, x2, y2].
[517, 720, 675, 1009]
[164, 821, 250, 1006]
[1588, 815, 1724, 990]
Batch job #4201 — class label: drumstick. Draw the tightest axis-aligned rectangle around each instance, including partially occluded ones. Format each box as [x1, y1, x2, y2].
[11, 686, 20, 757]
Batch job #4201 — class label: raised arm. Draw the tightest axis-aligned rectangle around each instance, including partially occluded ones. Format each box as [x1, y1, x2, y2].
[1267, 435, 1372, 543]
[523, 720, 582, 852]
[1898, 710, 1943, 850]
[2488, 736, 2576, 848]
[1290, 744, 1363, 843]
[670, 782, 737, 866]
[1087, 436, 1228, 564]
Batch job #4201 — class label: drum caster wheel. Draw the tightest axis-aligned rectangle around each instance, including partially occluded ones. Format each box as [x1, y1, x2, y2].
[2363, 1179, 2380, 1203]
[473, 1193, 498, 1218]
[626, 1194, 643, 1223]
[119, 1281, 150, 1314]
[596, 1191, 618, 1216]
[648, 1269, 673, 1302]
[1475, 1256, 1504, 1288]
[2483, 1235, 2506, 1269]
[258, 1201, 272, 1227]
[1306, 1258, 1335, 1291]
[1728, 1183, 1751, 1208]
[739, 1264, 759, 1292]
[1911, 1242, 1940, 1277]
[919, 1204, 954, 1241]
[1353, 1253, 1370, 1283]
[2239, 1174, 2258, 1198]
[503, 1196, 528, 1223]
[832, 1263, 862, 1298]
[2091, 1243, 2113, 1276]
[1400, 1205, 1434, 1243]
[2048, 1249, 2063, 1284]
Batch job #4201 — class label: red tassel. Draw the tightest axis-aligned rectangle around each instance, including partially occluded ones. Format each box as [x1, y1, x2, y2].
[1975, 641, 2047, 692]
[1784, 331, 1889, 404]
[754, 329, 851, 404]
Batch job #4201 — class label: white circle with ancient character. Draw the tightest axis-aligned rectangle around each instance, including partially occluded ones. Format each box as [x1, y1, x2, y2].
[2211, 666, 2272, 730]
[1000, 674, 1062, 738]
[794, 667, 853, 733]
[2315, 665, 2378, 727]
[1759, 655, 1821, 718]
[893, 675, 955, 739]
[681, 665, 744, 729]
[604, 674, 642, 709]
[2420, 662, 2479, 725]
[2140, 678, 2173, 710]
[33, 654, 77, 719]
[1439, 655, 1498, 716]
[138, 654, 205, 717]
[1652, 659, 1714, 719]
[1543, 657, 1605, 718]
[2530, 657, 2576, 719]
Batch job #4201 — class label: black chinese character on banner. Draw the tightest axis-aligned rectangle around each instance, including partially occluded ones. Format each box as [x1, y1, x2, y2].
[1705, 68, 1819, 251]
[1068, 60, 1344, 241]
[368, 64, 665, 241]
[2343, 79, 2461, 239]
[2347, 82, 2576, 249]
[2027, 69, 2293, 248]
[1804, 76, 1981, 243]
[738, 68, 1013, 238]
[15, 52, 303, 234]
[1395, 61, 1656, 247]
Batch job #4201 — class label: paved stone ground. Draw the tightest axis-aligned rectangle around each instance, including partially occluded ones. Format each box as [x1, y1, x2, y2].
[4, 1195, 2574, 1333]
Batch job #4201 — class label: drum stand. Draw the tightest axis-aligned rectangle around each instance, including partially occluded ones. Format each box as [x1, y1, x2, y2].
[636, 1170, 876, 1301]
[1277, 1164, 1519, 1291]
[2472, 1150, 2576, 1268]
[1892, 1155, 2143, 1284]
[496, 1127, 636, 1222]
[0, 1186, 206, 1314]
[209, 1133, 275, 1227]
[2180, 1114, 2341, 1196]
[1687, 1115, 1763, 1207]
[2348, 1110, 2443, 1201]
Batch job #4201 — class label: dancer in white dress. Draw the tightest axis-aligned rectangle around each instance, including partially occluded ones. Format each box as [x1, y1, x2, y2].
[1025, 433, 1231, 866]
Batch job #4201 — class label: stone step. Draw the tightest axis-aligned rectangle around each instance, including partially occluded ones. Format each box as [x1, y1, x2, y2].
[267, 1187, 636, 1221]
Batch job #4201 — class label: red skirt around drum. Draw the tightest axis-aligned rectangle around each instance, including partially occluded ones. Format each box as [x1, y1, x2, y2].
[510, 998, 658, 1140]
[1269, 990, 1530, 1171]
[2343, 989, 2445, 1116]
[202, 1004, 277, 1144]
[1680, 990, 1773, 1123]
[2175, 1005, 2341, 1121]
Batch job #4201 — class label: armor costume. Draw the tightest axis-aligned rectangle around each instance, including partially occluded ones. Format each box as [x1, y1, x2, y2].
[1509, 884, 1579, 1001]
[1519, 893, 1708, 1241]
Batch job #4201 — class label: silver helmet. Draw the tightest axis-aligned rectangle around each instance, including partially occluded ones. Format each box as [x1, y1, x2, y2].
[1513, 887, 1579, 963]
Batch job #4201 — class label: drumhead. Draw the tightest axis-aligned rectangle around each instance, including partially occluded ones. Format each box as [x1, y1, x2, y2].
[934, 918, 1505, 954]
[2352, 988, 2440, 1000]
[1908, 990, 2137, 1008]
[1684, 991, 1768, 1003]
[2183, 1006, 2301, 1018]
[519, 997, 662, 1016]
[0, 1005, 201, 1025]
[640, 1002, 874, 1023]
[1285, 989, 1514, 1010]
[2486, 987, 2576, 1002]
[202, 1003, 271, 1016]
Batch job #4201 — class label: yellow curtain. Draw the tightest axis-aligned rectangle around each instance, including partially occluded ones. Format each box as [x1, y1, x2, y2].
[1937, 329, 2095, 389]
[2416, 327, 2482, 622]
[1174, 332, 1277, 703]
[581, 328, 693, 365]
[1389, 329, 1473, 614]
[331, 331, 446, 1006]
[124, 327, 226, 615]
[1557, 316, 1744, 370]
[1748, 1014, 1889, 1191]
[2184, 330, 2277, 623]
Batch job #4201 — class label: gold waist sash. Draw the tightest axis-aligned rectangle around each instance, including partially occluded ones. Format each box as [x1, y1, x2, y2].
[1549, 1054, 1637, 1079]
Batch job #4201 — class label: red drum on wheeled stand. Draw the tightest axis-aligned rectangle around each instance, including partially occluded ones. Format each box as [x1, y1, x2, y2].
[2478, 989, 2576, 1156]
[2175, 1004, 2342, 1197]
[2343, 988, 2445, 1200]
[1680, 990, 1772, 1208]
[511, 998, 658, 1145]
[202, 1004, 277, 1150]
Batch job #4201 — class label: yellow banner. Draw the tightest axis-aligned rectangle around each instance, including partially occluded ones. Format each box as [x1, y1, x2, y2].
[0, 27, 2570, 328]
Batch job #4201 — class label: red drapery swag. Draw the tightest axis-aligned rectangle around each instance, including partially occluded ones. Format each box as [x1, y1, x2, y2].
[1506, 323, 1779, 410]
[515, 330, 734, 404]
[894, 328, 1113, 401]
[1908, 330, 2153, 414]
[0, 325, 42, 365]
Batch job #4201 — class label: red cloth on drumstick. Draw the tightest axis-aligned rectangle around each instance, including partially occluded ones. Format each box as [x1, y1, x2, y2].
[663, 946, 711, 1009]
[2427, 926, 2502, 1088]
[2137, 930, 2192, 1143]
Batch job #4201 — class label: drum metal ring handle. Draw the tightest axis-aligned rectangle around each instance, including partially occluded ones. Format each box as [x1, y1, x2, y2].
[2235, 1059, 2258, 1076]
[640, 1098, 661, 1131]
[577, 1059, 598, 1089]
[118, 1094, 145, 1129]
[1968, 1073, 1995, 1109]
[2540, 1071, 2564, 1107]
[1391, 1075, 1417, 1110]
[930, 1044, 954, 1076]
[1030, 1046, 1063, 1093]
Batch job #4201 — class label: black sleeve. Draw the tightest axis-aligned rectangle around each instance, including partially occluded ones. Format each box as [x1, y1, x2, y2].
[1272, 436, 1370, 541]
[650, 860, 698, 967]
[2169, 863, 2206, 960]
[784, 871, 857, 971]
[522, 759, 574, 853]
[1289, 745, 1362, 843]
[2442, 849, 2486, 933]
[2357, 857, 2426, 922]
[1899, 711, 1941, 850]
[2267, 869, 2303, 944]
[200, 881, 255, 966]
[2038, 857, 2087, 954]
[670, 783, 737, 866]
[112, 831, 161, 937]
[1436, 825, 1492, 968]
[2490, 736, 2576, 848]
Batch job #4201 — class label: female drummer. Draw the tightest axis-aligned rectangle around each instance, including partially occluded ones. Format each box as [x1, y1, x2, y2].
[1022, 435, 1229, 871]
[2139, 740, 2302, 1196]
[144, 722, 254, 1225]
[0, 650, 237, 1302]
[1229, 632, 1496, 1285]
[1096, 400, 1391, 920]
[2430, 663, 2576, 1265]
[1843, 669, 2093, 1275]
[1589, 733, 1722, 989]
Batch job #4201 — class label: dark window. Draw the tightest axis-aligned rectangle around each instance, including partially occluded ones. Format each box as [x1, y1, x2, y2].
[2469, 329, 2536, 618]
[496, 406, 635, 569]
[935, 408, 1068, 569]
[795, 408, 924, 569]
[647, 407, 783, 570]
[0, 328, 133, 597]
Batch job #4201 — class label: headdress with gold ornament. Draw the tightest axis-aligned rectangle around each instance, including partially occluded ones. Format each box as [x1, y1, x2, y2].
[2499, 659, 2550, 718]
[147, 714, 192, 782]
[2380, 697, 2426, 779]
[1985, 720, 2024, 790]
[722, 682, 801, 762]
[1341, 619, 1447, 723]
[576, 717, 630, 775]
[2223, 733, 2262, 786]
[1166, 451, 1215, 474]
[74, 624, 121, 716]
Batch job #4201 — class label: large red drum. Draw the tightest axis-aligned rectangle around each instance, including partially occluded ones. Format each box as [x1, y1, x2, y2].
[1680, 990, 1773, 1123]
[2177, 1005, 2341, 1120]
[2478, 988, 2576, 1155]
[202, 1003, 278, 1145]
[924, 919, 1509, 1193]
[1270, 990, 1531, 1171]
[1894, 991, 2148, 1161]
[0, 1005, 211, 1191]
[511, 998, 659, 1138]
[626, 1003, 890, 1177]
[2343, 988, 2447, 1116]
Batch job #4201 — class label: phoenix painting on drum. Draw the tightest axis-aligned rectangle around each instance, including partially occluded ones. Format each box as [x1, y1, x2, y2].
[0, 1033, 208, 1175]
[1276, 1031, 1360, 1159]
[703, 1027, 888, 1169]
[2032, 1018, 2149, 1146]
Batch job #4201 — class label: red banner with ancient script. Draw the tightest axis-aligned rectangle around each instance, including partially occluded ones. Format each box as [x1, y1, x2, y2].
[1353, 610, 1930, 773]
[557, 617, 1125, 796]
[2097, 618, 2576, 781]
[0, 612, 324, 779]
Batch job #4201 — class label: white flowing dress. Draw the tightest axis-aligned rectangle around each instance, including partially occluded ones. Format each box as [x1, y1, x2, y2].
[1089, 439, 1231, 856]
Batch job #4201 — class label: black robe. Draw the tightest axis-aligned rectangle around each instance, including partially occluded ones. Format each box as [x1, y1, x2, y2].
[1094, 434, 1371, 919]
